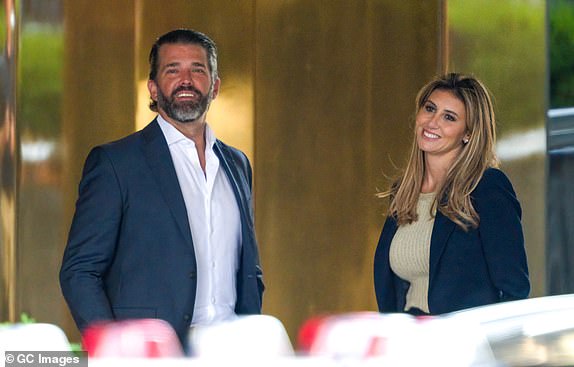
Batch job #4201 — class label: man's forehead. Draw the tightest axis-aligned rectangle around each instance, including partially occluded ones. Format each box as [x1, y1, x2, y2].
[158, 43, 208, 62]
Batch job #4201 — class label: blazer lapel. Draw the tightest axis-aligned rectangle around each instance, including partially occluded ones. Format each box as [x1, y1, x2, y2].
[213, 141, 253, 230]
[429, 211, 456, 285]
[141, 120, 193, 244]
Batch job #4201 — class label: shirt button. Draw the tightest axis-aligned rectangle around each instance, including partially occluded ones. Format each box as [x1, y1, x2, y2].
[211, 297, 216, 304]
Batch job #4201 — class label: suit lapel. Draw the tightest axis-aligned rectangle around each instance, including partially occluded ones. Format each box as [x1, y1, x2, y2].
[213, 141, 252, 230]
[381, 217, 399, 253]
[141, 120, 193, 244]
[429, 211, 456, 285]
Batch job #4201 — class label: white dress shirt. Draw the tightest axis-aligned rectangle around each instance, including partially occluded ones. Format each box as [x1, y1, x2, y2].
[157, 116, 241, 325]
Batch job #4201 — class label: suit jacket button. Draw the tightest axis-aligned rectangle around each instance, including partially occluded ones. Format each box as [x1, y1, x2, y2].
[189, 271, 196, 279]
[184, 314, 191, 321]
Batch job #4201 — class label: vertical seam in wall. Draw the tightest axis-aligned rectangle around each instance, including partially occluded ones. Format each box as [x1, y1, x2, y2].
[134, 0, 142, 131]
[438, 0, 449, 74]
[252, 0, 258, 204]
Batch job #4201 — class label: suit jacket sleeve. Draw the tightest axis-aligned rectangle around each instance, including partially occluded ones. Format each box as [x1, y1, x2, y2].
[59, 146, 122, 331]
[473, 168, 530, 301]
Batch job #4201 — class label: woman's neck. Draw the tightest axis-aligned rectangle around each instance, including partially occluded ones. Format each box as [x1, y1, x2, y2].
[422, 156, 453, 193]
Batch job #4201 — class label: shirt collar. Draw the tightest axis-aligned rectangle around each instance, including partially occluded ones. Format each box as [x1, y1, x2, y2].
[157, 114, 217, 148]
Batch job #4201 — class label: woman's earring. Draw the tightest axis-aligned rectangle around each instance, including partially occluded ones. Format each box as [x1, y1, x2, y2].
[463, 137, 469, 144]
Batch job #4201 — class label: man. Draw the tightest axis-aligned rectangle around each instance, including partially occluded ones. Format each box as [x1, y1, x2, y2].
[59, 29, 264, 347]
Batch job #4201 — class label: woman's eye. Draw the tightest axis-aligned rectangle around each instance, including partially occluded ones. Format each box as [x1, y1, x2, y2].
[425, 105, 435, 112]
[445, 114, 456, 122]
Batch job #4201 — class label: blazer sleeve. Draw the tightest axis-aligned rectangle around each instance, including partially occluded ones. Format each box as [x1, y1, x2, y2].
[59, 146, 122, 331]
[473, 168, 530, 301]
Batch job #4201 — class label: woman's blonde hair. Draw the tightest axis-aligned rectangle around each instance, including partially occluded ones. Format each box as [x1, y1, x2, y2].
[382, 73, 499, 230]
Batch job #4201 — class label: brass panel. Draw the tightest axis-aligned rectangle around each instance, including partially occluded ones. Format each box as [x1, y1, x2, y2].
[8, 0, 546, 350]
[447, 0, 547, 297]
[255, 0, 443, 339]
[135, 0, 255, 162]
[61, 0, 136, 340]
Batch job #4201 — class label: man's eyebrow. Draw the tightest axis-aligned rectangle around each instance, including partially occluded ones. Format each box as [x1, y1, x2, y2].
[162, 61, 207, 69]
[162, 62, 180, 69]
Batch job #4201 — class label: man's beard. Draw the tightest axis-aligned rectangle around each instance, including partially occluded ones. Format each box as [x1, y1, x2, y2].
[157, 85, 212, 123]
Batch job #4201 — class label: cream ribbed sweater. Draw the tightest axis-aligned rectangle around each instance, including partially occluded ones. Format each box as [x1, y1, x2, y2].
[389, 192, 436, 313]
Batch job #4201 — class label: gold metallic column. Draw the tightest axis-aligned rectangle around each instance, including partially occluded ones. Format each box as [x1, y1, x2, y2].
[446, 0, 546, 296]
[134, 0, 255, 161]
[0, 0, 19, 323]
[255, 1, 444, 339]
[62, 0, 136, 340]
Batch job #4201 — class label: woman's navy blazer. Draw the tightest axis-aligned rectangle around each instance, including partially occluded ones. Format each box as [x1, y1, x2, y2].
[374, 168, 530, 314]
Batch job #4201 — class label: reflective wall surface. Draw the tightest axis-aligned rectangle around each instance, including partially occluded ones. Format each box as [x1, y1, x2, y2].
[255, 1, 443, 338]
[447, 0, 547, 297]
[0, 0, 549, 344]
[17, 0, 64, 327]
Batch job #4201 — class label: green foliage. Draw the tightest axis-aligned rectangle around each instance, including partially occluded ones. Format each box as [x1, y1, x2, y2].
[69, 342, 86, 357]
[0, 7, 5, 44]
[549, 0, 574, 108]
[0, 312, 36, 326]
[0, 313, 84, 356]
[18, 312, 36, 324]
[18, 24, 63, 137]
[448, 0, 546, 131]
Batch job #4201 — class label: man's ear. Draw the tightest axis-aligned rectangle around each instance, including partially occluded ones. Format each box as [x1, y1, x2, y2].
[211, 77, 221, 99]
[147, 79, 158, 102]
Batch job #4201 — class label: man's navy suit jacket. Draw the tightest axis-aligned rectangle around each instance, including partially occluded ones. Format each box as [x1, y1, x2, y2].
[60, 119, 264, 345]
[374, 168, 530, 314]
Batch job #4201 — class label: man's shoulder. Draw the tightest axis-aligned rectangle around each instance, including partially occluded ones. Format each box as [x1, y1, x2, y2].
[84, 121, 162, 169]
[98, 120, 159, 152]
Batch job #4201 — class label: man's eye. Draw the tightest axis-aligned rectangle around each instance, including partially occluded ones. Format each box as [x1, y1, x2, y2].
[193, 69, 206, 74]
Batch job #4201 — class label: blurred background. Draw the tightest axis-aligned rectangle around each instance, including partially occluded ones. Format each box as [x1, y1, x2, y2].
[0, 0, 568, 345]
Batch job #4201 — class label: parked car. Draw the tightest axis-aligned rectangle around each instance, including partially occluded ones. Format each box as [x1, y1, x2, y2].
[446, 293, 574, 366]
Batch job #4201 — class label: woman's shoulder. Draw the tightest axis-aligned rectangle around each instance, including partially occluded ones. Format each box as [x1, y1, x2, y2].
[474, 167, 518, 200]
[477, 167, 512, 187]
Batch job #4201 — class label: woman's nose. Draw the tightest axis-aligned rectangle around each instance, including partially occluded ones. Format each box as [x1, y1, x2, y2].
[426, 114, 440, 128]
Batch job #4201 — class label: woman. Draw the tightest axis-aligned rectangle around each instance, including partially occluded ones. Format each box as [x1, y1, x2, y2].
[374, 73, 530, 316]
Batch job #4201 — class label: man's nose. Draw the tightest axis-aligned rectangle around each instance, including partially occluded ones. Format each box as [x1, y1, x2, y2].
[180, 68, 194, 84]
